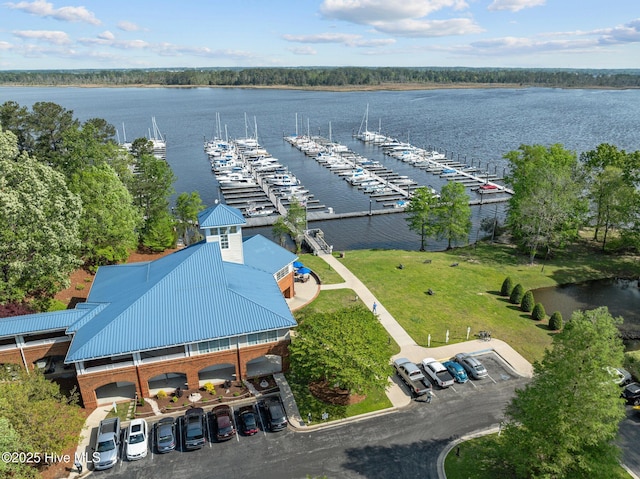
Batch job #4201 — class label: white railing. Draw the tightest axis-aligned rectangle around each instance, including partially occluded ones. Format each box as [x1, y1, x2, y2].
[81, 360, 135, 375]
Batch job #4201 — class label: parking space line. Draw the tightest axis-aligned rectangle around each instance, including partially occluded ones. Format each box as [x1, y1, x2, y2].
[487, 374, 497, 384]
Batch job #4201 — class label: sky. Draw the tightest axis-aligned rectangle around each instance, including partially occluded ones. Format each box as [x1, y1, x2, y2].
[0, 0, 639, 70]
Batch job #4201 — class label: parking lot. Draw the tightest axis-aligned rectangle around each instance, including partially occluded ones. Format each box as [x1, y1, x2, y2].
[94, 352, 529, 478]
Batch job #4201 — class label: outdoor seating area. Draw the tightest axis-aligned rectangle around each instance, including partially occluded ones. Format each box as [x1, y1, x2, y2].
[293, 261, 311, 282]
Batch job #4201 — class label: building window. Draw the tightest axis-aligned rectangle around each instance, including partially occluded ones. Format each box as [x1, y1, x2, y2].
[247, 330, 279, 345]
[220, 233, 229, 249]
[197, 338, 230, 353]
[230, 226, 237, 234]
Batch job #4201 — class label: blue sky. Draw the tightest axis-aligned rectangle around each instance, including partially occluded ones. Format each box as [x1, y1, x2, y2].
[1, 0, 639, 70]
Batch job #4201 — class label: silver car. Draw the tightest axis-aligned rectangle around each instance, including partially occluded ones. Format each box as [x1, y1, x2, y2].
[454, 353, 488, 379]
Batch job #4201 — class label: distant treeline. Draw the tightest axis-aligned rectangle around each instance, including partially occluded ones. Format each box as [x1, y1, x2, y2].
[1, 67, 640, 89]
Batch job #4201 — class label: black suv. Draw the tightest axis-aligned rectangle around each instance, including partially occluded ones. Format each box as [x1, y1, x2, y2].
[622, 382, 640, 405]
[183, 408, 206, 449]
[261, 397, 287, 432]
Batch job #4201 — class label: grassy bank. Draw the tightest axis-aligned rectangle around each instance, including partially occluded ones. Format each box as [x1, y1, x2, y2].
[336, 242, 640, 363]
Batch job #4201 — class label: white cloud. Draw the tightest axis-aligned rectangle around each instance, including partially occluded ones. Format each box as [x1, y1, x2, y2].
[288, 46, 317, 55]
[97, 30, 114, 41]
[117, 21, 142, 32]
[12, 29, 70, 45]
[5, 0, 101, 25]
[594, 18, 640, 45]
[373, 17, 483, 37]
[320, 0, 468, 24]
[0, 41, 12, 50]
[487, 0, 545, 12]
[317, 0, 477, 39]
[282, 32, 395, 47]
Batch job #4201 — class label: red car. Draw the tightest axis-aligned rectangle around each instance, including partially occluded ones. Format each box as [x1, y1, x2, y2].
[212, 405, 236, 441]
[479, 183, 498, 190]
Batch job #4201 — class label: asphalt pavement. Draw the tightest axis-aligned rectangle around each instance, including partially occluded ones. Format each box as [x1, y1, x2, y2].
[69, 252, 640, 478]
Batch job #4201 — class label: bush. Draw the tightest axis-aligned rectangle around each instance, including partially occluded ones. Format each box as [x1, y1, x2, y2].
[500, 277, 514, 296]
[171, 396, 178, 403]
[532, 303, 546, 321]
[138, 397, 145, 407]
[509, 283, 524, 304]
[157, 390, 167, 400]
[549, 311, 563, 330]
[203, 382, 216, 395]
[521, 290, 534, 312]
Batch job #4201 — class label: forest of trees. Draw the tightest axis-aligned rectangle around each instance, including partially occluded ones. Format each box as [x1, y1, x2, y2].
[0, 101, 203, 310]
[1, 67, 640, 89]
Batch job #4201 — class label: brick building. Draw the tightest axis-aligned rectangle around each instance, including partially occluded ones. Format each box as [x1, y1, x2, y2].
[0, 204, 298, 409]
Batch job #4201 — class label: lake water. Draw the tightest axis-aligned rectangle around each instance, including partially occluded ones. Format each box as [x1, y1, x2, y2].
[533, 279, 640, 347]
[2, 86, 639, 250]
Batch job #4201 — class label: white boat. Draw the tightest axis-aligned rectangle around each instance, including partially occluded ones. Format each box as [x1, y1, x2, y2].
[245, 205, 275, 217]
[217, 172, 256, 188]
[267, 173, 299, 187]
[120, 117, 166, 160]
[149, 117, 166, 160]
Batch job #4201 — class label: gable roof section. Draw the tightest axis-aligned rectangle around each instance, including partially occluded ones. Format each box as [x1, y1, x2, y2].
[198, 203, 246, 228]
[243, 234, 297, 275]
[64, 241, 296, 362]
[0, 308, 92, 338]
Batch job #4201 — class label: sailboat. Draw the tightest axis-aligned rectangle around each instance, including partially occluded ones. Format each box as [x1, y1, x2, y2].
[119, 117, 167, 160]
[148, 117, 167, 160]
[356, 104, 377, 142]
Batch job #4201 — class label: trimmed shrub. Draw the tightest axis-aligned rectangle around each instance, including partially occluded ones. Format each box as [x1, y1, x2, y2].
[532, 303, 546, 321]
[156, 390, 167, 399]
[171, 396, 178, 403]
[204, 382, 216, 395]
[509, 283, 524, 304]
[500, 277, 514, 297]
[521, 290, 534, 312]
[549, 311, 563, 330]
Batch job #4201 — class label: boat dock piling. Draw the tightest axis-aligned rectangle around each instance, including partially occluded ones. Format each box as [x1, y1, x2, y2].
[205, 135, 325, 219]
[354, 129, 514, 196]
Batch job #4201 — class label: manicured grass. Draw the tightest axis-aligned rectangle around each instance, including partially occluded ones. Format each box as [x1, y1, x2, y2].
[444, 434, 632, 479]
[339, 242, 640, 363]
[289, 291, 400, 420]
[105, 400, 134, 421]
[286, 372, 393, 424]
[296, 253, 344, 284]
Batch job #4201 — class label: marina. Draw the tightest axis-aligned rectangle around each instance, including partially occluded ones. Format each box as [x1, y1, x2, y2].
[204, 115, 515, 229]
[5, 86, 635, 251]
[354, 112, 514, 200]
[204, 125, 326, 219]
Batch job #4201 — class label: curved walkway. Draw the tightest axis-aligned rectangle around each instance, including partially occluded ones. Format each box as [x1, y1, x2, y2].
[68, 253, 534, 478]
[319, 253, 533, 384]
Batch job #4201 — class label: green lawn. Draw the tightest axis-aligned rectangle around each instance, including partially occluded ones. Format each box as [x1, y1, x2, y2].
[338, 242, 640, 363]
[296, 253, 344, 284]
[444, 434, 632, 479]
[290, 290, 400, 420]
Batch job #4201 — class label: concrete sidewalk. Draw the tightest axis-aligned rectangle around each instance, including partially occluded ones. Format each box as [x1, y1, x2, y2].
[317, 252, 533, 412]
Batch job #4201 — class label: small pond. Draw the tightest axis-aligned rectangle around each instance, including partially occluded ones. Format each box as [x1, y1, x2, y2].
[533, 278, 640, 348]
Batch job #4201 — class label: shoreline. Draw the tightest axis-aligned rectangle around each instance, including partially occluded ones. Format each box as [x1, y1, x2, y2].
[1, 82, 637, 92]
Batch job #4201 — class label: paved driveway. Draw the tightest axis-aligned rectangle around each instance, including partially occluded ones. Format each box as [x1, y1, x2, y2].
[92, 354, 528, 479]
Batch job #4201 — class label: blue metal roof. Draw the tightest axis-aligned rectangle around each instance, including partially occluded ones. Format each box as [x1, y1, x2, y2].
[243, 235, 297, 275]
[0, 308, 83, 337]
[198, 203, 246, 228]
[64, 241, 297, 362]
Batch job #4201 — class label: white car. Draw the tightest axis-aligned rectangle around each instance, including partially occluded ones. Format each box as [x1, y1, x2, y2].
[125, 419, 148, 461]
[606, 366, 632, 386]
[421, 358, 455, 388]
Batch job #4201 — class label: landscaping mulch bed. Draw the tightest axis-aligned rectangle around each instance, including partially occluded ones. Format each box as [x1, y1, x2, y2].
[135, 382, 251, 416]
[309, 380, 365, 406]
[247, 374, 279, 393]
